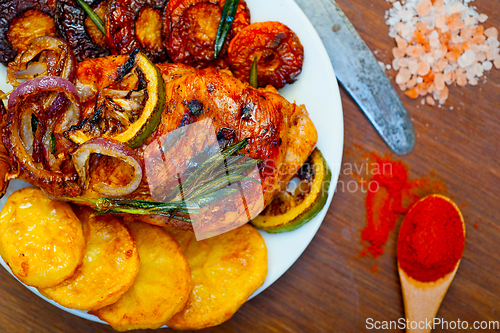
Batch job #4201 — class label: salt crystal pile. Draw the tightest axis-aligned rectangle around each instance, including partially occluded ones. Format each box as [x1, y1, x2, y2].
[385, 0, 500, 105]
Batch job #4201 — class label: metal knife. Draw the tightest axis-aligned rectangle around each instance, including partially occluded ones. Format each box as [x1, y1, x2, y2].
[294, 0, 415, 155]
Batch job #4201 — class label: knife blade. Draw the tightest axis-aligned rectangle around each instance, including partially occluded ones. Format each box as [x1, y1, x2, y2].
[294, 0, 415, 155]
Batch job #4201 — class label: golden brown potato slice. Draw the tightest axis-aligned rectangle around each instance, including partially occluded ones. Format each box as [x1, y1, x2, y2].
[40, 208, 140, 311]
[165, 224, 268, 330]
[90, 221, 191, 331]
[0, 188, 85, 289]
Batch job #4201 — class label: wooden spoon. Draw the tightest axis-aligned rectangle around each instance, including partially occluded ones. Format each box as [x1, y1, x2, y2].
[398, 194, 465, 333]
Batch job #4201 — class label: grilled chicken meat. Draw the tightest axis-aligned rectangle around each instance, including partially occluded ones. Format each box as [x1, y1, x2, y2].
[8, 55, 318, 233]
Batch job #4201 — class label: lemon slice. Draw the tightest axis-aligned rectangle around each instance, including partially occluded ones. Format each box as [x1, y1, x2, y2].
[68, 49, 165, 149]
[251, 148, 331, 233]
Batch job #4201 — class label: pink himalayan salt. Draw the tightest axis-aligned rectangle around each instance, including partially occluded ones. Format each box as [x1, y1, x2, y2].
[485, 27, 498, 39]
[396, 36, 408, 49]
[426, 96, 436, 106]
[417, 0, 432, 17]
[406, 77, 417, 89]
[393, 47, 406, 59]
[478, 14, 488, 23]
[434, 72, 445, 91]
[396, 68, 412, 84]
[417, 61, 431, 76]
[386, 0, 500, 105]
[494, 55, 500, 69]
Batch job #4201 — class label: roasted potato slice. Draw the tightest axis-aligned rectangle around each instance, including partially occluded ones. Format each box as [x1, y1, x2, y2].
[90, 221, 191, 331]
[0, 188, 85, 289]
[0, 0, 57, 65]
[163, 0, 250, 68]
[165, 224, 268, 330]
[228, 21, 304, 89]
[40, 208, 140, 311]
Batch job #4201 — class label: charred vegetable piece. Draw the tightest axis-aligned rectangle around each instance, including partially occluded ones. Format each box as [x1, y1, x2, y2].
[7, 36, 77, 86]
[72, 138, 143, 196]
[228, 21, 304, 89]
[66, 49, 165, 149]
[83, 0, 109, 48]
[0, 101, 11, 199]
[6, 37, 78, 172]
[4, 76, 82, 197]
[163, 0, 250, 68]
[251, 148, 331, 233]
[0, 0, 57, 65]
[55, 0, 111, 62]
[106, 0, 168, 63]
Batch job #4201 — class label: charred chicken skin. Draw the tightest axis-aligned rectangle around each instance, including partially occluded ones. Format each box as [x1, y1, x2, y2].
[4, 55, 317, 233]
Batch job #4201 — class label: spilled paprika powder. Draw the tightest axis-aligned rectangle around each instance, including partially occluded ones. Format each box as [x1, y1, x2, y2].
[359, 153, 446, 258]
[397, 195, 465, 282]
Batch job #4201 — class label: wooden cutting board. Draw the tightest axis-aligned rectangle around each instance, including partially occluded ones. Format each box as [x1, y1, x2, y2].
[0, 0, 499, 332]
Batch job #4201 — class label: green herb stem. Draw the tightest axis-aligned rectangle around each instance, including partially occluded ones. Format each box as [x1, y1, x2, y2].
[76, 0, 106, 36]
[214, 0, 240, 58]
[249, 56, 258, 88]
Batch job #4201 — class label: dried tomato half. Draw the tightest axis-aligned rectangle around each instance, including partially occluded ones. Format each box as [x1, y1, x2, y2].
[228, 21, 304, 89]
[106, 0, 169, 63]
[0, 0, 57, 66]
[55, 0, 111, 62]
[163, 0, 250, 68]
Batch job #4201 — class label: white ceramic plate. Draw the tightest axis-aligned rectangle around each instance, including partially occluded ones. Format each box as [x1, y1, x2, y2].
[0, 0, 344, 326]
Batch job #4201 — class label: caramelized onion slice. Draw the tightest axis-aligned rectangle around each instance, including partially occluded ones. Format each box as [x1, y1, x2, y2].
[8, 76, 80, 111]
[72, 138, 143, 196]
[7, 36, 77, 86]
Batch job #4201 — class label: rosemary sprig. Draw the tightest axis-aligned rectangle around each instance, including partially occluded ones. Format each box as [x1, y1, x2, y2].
[249, 56, 258, 88]
[76, 0, 106, 36]
[67, 139, 261, 223]
[214, 0, 240, 58]
[67, 197, 199, 215]
[165, 138, 251, 201]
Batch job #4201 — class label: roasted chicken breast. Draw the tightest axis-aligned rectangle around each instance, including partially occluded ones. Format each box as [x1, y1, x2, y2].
[6, 55, 317, 233]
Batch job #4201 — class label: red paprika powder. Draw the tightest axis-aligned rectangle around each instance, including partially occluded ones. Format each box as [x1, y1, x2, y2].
[397, 196, 465, 282]
[360, 153, 446, 258]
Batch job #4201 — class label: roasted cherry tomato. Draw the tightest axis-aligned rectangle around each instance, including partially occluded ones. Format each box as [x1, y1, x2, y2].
[0, 0, 57, 65]
[228, 21, 304, 89]
[55, 0, 111, 62]
[106, 0, 169, 63]
[163, 0, 250, 68]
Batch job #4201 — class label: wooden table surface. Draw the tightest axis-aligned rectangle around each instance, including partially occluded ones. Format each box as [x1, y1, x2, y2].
[1, 0, 499, 332]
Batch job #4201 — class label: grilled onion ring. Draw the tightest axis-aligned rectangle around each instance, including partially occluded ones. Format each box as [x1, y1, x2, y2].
[7, 37, 77, 87]
[0, 102, 11, 199]
[163, 0, 250, 68]
[55, 0, 111, 62]
[72, 138, 143, 196]
[228, 21, 304, 89]
[4, 76, 81, 197]
[106, 0, 168, 63]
